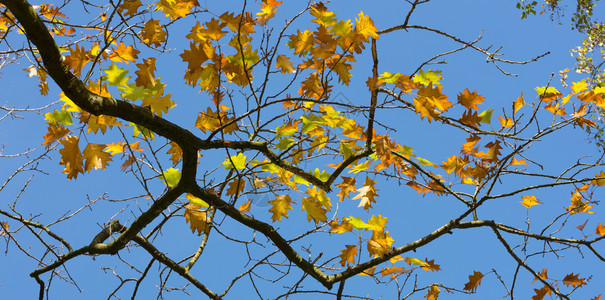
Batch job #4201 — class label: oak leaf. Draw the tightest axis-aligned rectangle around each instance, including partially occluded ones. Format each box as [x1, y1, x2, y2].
[42, 124, 69, 149]
[463, 271, 483, 293]
[335, 177, 356, 202]
[338, 245, 357, 266]
[184, 204, 210, 235]
[135, 58, 156, 87]
[562, 273, 585, 287]
[166, 141, 182, 165]
[226, 178, 246, 197]
[596, 223, 605, 236]
[425, 285, 440, 300]
[238, 200, 251, 213]
[329, 218, 353, 234]
[520, 195, 542, 209]
[156, 0, 199, 19]
[117, 0, 141, 17]
[268, 195, 293, 222]
[141, 19, 167, 47]
[58, 135, 84, 179]
[109, 42, 139, 64]
[63, 45, 90, 77]
[256, 0, 282, 25]
[457, 89, 485, 110]
[83, 143, 112, 172]
[302, 195, 328, 224]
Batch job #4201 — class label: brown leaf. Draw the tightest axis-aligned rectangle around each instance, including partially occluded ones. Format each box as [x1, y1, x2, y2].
[463, 271, 483, 293]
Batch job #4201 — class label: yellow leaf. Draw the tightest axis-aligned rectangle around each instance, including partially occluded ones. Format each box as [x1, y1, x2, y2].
[329, 218, 353, 234]
[256, 0, 282, 25]
[184, 204, 210, 235]
[514, 93, 525, 113]
[156, 0, 199, 19]
[275, 54, 296, 74]
[141, 19, 167, 47]
[425, 285, 440, 300]
[83, 143, 112, 172]
[58, 135, 84, 179]
[42, 124, 69, 149]
[166, 141, 182, 165]
[268, 195, 293, 222]
[520, 195, 542, 209]
[511, 157, 527, 166]
[135, 58, 156, 87]
[302, 195, 328, 224]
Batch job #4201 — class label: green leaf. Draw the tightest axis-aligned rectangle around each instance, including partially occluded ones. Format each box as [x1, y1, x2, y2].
[119, 83, 149, 101]
[406, 257, 429, 267]
[44, 109, 73, 125]
[293, 175, 310, 186]
[535, 86, 561, 95]
[412, 69, 442, 86]
[416, 157, 437, 167]
[340, 141, 355, 159]
[162, 168, 181, 187]
[103, 63, 130, 87]
[312, 168, 330, 182]
[346, 216, 371, 230]
[222, 153, 247, 170]
[478, 109, 494, 124]
[132, 123, 155, 140]
[379, 72, 402, 84]
[276, 138, 295, 150]
[300, 114, 324, 134]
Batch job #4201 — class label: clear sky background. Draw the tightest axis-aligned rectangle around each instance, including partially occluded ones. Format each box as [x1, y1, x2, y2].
[1, 0, 603, 299]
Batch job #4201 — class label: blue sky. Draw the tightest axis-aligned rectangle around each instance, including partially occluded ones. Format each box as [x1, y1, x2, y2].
[1, 0, 603, 299]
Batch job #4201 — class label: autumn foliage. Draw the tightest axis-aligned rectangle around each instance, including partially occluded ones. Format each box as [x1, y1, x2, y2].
[1, 0, 605, 299]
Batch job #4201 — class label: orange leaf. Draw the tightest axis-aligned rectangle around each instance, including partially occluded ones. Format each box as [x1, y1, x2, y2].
[58, 135, 84, 179]
[226, 178, 246, 197]
[532, 268, 548, 284]
[424, 285, 440, 300]
[514, 93, 525, 113]
[135, 58, 156, 87]
[338, 245, 357, 266]
[335, 176, 356, 202]
[166, 141, 182, 165]
[420, 259, 441, 272]
[117, 0, 142, 17]
[463, 271, 483, 293]
[42, 124, 69, 149]
[63, 45, 90, 77]
[457, 89, 485, 110]
[109, 42, 140, 64]
[511, 157, 527, 166]
[238, 200, 252, 213]
[532, 285, 551, 300]
[596, 223, 605, 236]
[563, 273, 585, 287]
